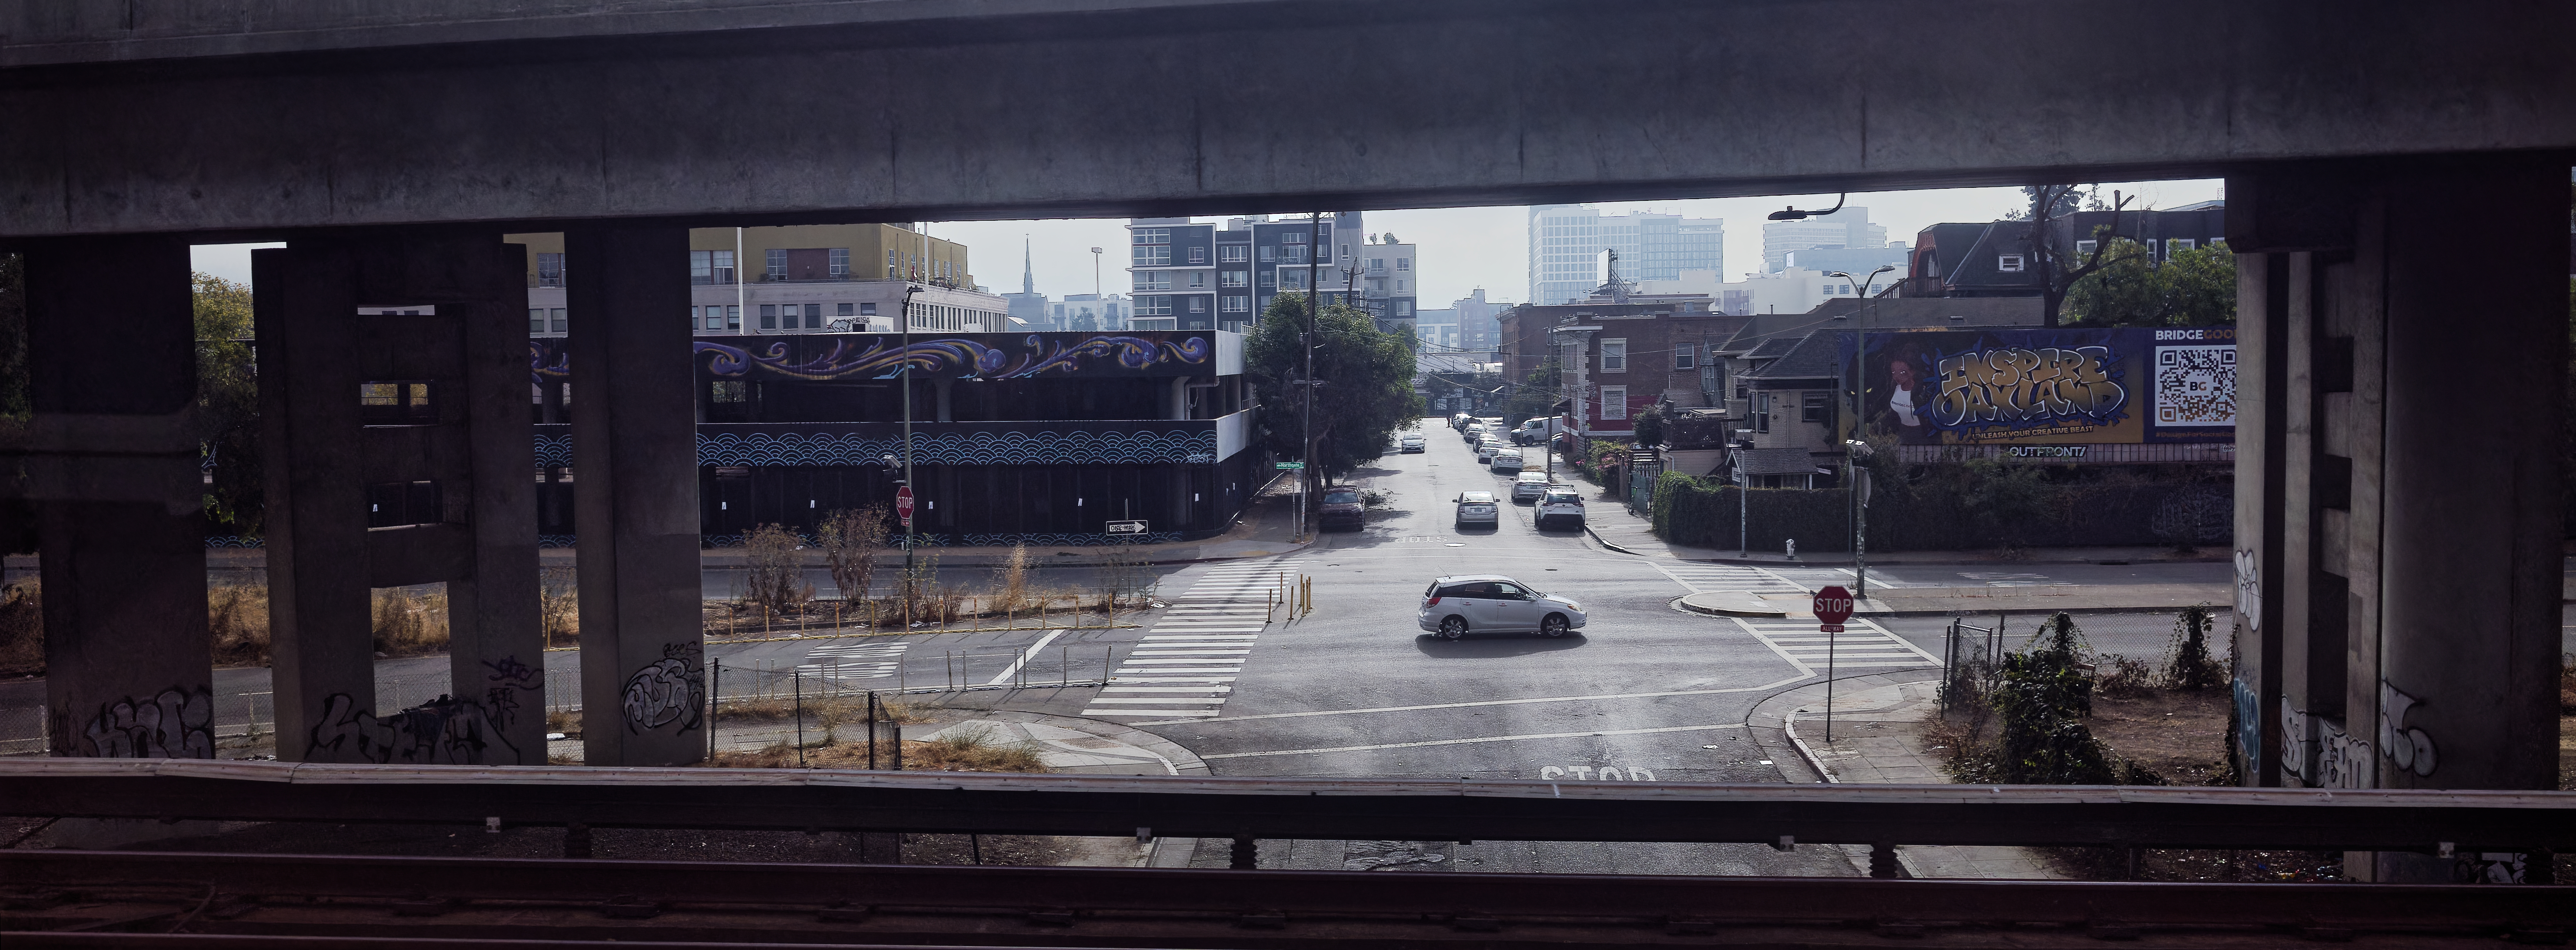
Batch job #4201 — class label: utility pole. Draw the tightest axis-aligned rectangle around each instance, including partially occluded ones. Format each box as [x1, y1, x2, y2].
[1301, 212, 1323, 541]
[1828, 265, 1894, 601]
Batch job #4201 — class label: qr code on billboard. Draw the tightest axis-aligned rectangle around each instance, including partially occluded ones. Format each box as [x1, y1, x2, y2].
[2155, 345, 2235, 426]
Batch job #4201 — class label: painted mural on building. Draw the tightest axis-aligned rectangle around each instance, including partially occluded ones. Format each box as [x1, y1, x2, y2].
[1839, 327, 2235, 446]
[531, 331, 1217, 386]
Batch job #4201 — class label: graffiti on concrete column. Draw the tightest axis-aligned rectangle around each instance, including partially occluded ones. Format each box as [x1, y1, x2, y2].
[305, 692, 525, 765]
[2232, 547, 2261, 630]
[64, 686, 216, 758]
[2315, 719, 2373, 789]
[2377, 682, 2438, 779]
[481, 655, 542, 733]
[620, 642, 705, 734]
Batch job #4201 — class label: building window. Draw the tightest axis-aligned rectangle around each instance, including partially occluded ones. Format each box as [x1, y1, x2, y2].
[1221, 296, 1250, 313]
[1996, 254, 2025, 272]
[1396, 257, 1411, 271]
[1753, 392, 1770, 433]
[759, 304, 778, 329]
[2166, 238, 2197, 256]
[1132, 229, 1171, 267]
[837, 303, 855, 318]
[1280, 271, 1306, 290]
[1259, 246, 1277, 263]
[1137, 296, 1172, 316]
[1282, 245, 1308, 264]
[804, 303, 822, 328]
[1601, 385, 1627, 420]
[549, 308, 566, 333]
[1220, 245, 1248, 262]
[1188, 297, 1207, 313]
[1396, 280, 1407, 291]
[1258, 271, 1276, 288]
[725, 305, 741, 331]
[1395, 301, 1412, 316]
[528, 309, 545, 333]
[1675, 349, 1695, 370]
[1369, 258, 1386, 272]
[859, 303, 876, 316]
[762, 248, 784, 280]
[2075, 239, 2098, 256]
[886, 249, 897, 277]
[1135, 271, 1172, 291]
[1283, 231, 1307, 244]
[1600, 339, 1627, 372]
[1188, 247, 1207, 264]
[702, 306, 723, 331]
[536, 253, 565, 288]
[1188, 272, 1207, 289]
[711, 380, 747, 404]
[689, 249, 736, 285]
[1220, 271, 1247, 287]
[1802, 391, 1827, 422]
[829, 248, 849, 277]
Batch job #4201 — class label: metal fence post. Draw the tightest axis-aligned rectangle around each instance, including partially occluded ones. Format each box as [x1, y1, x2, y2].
[794, 670, 806, 767]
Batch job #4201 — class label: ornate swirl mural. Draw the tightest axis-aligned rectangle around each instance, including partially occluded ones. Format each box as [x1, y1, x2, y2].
[694, 333, 1211, 381]
[697, 429, 1217, 467]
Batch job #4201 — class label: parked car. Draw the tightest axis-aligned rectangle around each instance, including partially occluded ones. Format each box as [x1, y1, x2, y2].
[1511, 470, 1553, 501]
[1418, 574, 1586, 640]
[1537, 488, 1585, 529]
[1475, 442, 1502, 464]
[1453, 490, 1500, 528]
[1318, 486, 1365, 531]
[1450, 412, 1474, 430]
[1489, 451, 1524, 473]
[1399, 433, 1426, 453]
[1463, 422, 1487, 442]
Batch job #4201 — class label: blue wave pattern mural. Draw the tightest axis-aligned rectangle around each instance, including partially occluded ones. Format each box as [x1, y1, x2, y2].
[700, 532, 1178, 548]
[696, 334, 1210, 381]
[697, 430, 1217, 467]
[535, 434, 572, 467]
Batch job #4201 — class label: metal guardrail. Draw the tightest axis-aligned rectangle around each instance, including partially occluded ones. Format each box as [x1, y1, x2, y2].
[3, 760, 2571, 854]
[0, 850, 2570, 947]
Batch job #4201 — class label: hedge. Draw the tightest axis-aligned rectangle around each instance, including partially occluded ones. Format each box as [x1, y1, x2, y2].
[1650, 470, 2225, 552]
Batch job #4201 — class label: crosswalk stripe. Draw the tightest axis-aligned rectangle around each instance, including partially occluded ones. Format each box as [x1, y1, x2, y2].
[1726, 615, 1938, 674]
[1080, 559, 1299, 720]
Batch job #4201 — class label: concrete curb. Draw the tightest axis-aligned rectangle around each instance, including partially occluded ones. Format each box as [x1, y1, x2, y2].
[1584, 525, 1641, 556]
[1672, 593, 1789, 618]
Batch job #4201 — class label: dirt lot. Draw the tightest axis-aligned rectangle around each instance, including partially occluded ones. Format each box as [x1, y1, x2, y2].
[2087, 686, 2234, 786]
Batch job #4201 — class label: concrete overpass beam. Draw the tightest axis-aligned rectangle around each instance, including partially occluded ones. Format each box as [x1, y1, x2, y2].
[567, 225, 706, 767]
[2229, 155, 2568, 878]
[16, 235, 213, 758]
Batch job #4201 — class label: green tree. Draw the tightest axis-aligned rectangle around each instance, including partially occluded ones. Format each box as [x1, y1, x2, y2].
[2061, 238, 2237, 327]
[1245, 295, 1422, 489]
[194, 273, 263, 535]
[1503, 356, 1561, 429]
[1963, 456, 2054, 552]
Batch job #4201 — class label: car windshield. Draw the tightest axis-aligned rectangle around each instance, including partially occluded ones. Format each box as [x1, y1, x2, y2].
[1544, 491, 1580, 502]
[1519, 473, 1546, 482]
[1324, 490, 1359, 504]
[1459, 492, 1495, 502]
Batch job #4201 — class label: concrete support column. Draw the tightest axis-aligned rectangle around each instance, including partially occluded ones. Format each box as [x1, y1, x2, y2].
[17, 237, 213, 757]
[2229, 156, 2566, 878]
[444, 240, 545, 762]
[255, 245, 374, 760]
[568, 226, 706, 766]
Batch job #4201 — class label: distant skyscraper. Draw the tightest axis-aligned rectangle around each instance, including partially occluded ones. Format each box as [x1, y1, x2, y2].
[1761, 206, 1886, 273]
[1527, 205, 1722, 306]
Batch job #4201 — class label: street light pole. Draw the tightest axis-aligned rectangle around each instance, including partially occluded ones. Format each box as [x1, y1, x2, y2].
[1301, 213, 1324, 541]
[897, 283, 922, 580]
[1827, 265, 1895, 602]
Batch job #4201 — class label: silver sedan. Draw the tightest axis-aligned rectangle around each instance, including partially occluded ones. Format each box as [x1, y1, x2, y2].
[1453, 490, 1500, 528]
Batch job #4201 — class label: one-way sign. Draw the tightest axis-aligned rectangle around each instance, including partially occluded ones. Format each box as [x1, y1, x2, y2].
[1105, 520, 1149, 535]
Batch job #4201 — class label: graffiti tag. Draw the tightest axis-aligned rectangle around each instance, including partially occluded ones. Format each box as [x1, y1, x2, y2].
[68, 686, 216, 759]
[621, 642, 705, 734]
[2378, 682, 2437, 779]
[1928, 346, 2126, 429]
[306, 692, 522, 765]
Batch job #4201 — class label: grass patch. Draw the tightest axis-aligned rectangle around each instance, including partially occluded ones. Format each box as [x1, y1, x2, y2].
[705, 724, 1049, 774]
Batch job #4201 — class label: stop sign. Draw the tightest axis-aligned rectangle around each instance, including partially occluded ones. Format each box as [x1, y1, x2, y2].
[894, 486, 915, 528]
[1812, 585, 1854, 626]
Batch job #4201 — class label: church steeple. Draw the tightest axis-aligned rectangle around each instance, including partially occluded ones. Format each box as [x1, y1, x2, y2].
[1021, 236, 1035, 295]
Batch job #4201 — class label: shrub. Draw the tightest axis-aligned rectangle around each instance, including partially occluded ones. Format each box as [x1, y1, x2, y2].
[742, 523, 814, 613]
[371, 585, 449, 656]
[2159, 605, 2227, 691]
[1986, 613, 2118, 785]
[814, 506, 889, 602]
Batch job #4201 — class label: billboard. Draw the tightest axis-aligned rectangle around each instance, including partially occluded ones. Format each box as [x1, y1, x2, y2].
[1837, 326, 2234, 446]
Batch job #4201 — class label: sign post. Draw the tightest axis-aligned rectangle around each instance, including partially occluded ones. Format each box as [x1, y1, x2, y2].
[894, 486, 915, 530]
[1812, 586, 1854, 742]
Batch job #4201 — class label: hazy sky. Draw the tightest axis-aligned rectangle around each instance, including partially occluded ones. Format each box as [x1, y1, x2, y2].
[189, 179, 2221, 303]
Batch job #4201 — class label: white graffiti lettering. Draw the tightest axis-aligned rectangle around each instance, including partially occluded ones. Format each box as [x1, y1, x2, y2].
[621, 642, 706, 734]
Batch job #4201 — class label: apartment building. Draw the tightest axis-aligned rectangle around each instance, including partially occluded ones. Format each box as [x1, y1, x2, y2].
[1527, 205, 1724, 306]
[1126, 213, 1366, 332]
[509, 224, 1005, 338]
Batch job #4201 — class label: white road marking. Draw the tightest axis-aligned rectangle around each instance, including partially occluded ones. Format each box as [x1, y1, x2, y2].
[1128, 675, 1812, 726]
[1730, 616, 1939, 673]
[1202, 722, 1750, 760]
[982, 630, 1062, 686]
[1650, 562, 1808, 595]
[1081, 559, 1300, 719]
[795, 639, 909, 679]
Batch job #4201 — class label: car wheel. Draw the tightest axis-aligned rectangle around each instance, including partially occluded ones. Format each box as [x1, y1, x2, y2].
[1440, 615, 1469, 640]
[1540, 614, 1570, 638]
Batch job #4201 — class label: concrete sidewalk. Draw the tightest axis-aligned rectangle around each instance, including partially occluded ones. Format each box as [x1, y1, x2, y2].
[1579, 498, 2225, 567]
[1749, 670, 2066, 880]
[1680, 585, 2237, 619]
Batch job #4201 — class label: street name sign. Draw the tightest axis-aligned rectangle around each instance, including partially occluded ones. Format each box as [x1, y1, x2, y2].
[1105, 520, 1148, 535]
[1813, 585, 1853, 631]
[894, 486, 915, 528]
[1275, 461, 1304, 470]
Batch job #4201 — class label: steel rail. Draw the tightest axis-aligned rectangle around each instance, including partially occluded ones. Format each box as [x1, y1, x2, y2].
[3, 850, 2571, 940]
[2, 760, 2572, 852]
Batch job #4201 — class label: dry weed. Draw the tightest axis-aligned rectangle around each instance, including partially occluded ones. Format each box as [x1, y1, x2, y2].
[208, 581, 271, 666]
[371, 585, 450, 656]
[539, 565, 579, 646]
[0, 579, 40, 676]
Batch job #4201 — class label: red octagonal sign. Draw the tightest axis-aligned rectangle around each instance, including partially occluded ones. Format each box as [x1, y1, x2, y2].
[894, 486, 916, 527]
[1812, 585, 1854, 626]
